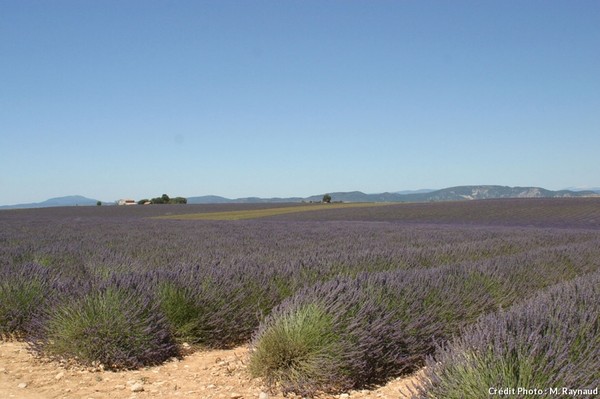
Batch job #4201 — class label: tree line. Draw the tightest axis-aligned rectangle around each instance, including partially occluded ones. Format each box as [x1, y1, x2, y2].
[138, 194, 187, 205]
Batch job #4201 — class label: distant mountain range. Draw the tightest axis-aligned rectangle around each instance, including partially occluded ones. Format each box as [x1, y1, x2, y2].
[1, 186, 598, 209]
[0, 195, 100, 209]
[187, 185, 599, 204]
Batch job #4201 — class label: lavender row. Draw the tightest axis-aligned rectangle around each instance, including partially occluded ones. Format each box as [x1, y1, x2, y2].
[248, 243, 600, 395]
[416, 270, 600, 398]
[3, 215, 598, 277]
[2, 217, 599, 342]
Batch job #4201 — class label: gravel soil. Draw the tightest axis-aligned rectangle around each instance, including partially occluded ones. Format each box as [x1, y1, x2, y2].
[0, 341, 420, 399]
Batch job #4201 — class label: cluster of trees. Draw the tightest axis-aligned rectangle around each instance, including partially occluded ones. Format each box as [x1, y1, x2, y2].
[138, 194, 187, 205]
[304, 194, 333, 204]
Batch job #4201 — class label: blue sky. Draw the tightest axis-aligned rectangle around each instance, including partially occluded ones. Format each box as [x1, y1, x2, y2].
[1, 1, 599, 204]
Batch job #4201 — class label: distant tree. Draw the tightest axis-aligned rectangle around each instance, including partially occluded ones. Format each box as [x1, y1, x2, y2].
[170, 197, 187, 204]
[161, 194, 170, 203]
[138, 199, 149, 205]
[96, 201, 102, 206]
[322, 194, 332, 203]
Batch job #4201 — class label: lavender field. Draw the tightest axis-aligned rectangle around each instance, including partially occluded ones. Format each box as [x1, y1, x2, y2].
[1, 198, 600, 396]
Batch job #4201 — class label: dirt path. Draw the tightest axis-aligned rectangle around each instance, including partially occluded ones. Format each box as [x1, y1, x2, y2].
[0, 341, 420, 399]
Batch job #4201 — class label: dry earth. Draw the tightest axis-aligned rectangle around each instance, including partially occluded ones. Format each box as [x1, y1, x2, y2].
[0, 341, 421, 399]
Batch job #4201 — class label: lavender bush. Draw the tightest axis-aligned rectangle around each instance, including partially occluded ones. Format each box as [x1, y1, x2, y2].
[153, 264, 278, 348]
[249, 277, 402, 395]
[0, 263, 54, 339]
[416, 271, 600, 399]
[27, 278, 178, 370]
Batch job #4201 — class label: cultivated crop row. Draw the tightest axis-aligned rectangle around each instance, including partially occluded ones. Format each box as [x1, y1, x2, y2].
[248, 243, 600, 394]
[415, 270, 600, 398]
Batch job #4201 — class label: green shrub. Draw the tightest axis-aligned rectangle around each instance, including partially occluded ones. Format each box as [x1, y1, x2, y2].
[249, 277, 407, 395]
[157, 282, 206, 343]
[33, 287, 177, 369]
[0, 264, 51, 339]
[152, 267, 280, 349]
[0, 279, 45, 339]
[249, 303, 346, 394]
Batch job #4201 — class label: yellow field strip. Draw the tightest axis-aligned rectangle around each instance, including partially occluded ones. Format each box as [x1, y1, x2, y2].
[155, 203, 392, 221]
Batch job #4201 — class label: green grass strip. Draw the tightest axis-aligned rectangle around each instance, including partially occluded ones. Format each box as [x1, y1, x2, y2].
[154, 203, 392, 221]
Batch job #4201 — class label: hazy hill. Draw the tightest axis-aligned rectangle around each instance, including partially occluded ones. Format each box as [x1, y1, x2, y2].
[0, 195, 100, 209]
[2, 186, 597, 209]
[190, 185, 597, 204]
[407, 185, 598, 202]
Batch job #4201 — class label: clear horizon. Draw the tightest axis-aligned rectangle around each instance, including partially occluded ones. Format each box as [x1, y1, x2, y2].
[2, 1, 599, 205]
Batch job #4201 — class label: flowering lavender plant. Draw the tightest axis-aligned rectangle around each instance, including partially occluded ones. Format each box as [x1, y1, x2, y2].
[415, 271, 600, 398]
[27, 277, 178, 370]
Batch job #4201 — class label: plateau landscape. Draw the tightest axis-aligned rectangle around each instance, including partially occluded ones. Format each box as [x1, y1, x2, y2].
[2, 1, 599, 398]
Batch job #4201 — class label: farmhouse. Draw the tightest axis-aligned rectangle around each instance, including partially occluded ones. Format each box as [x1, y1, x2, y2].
[117, 199, 136, 206]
